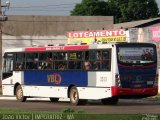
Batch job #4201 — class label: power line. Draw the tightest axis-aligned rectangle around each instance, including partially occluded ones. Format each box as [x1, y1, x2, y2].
[2, 3, 79, 13]
[8, 8, 72, 12]
[9, 3, 78, 9]
[3, 4, 78, 13]
[10, 5, 74, 10]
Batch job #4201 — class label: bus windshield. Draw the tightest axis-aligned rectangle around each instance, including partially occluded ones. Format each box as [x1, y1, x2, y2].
[117, 45, 156, 65]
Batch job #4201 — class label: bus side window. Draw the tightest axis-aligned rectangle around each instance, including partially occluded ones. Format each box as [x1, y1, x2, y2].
[45, 53, 53, 69]
[101, 60, 110, 70]
[54, 52, 67, 70]
[55, 61, 66, 70]
[15, 53, 25, 70]
[39, 52, 53, 70]
[68, 51, 83, 70]
[26, 53, 38, 70]
[102, 50, 111, 71]
[57, 52, 67, 60]
[3, 53, 14, 79]
[84, 51, 91, 70]
[69, 61, 82, 70]
[93, 51, 102, 70]
[86, 50, 100, 70]
[3, 59, 13, 73]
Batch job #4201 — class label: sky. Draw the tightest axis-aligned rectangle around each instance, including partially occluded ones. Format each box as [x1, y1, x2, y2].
[2, 0, 82, 16]
[1, 0, 160, 16]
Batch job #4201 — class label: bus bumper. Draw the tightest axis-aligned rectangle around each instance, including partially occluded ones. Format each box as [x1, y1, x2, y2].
[111, 86, 158, 98]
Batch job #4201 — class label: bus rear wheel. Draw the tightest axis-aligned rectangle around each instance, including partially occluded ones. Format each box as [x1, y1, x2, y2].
[69, 86, 87, 106]
[50, 98, 59, 102]
[16, 85, 26, 102]
[101, 97, 118, 105]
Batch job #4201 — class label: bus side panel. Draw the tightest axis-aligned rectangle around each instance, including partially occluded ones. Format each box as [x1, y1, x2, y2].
[88, 71, 112, 87]
[23, 71, 88, 87]
[2, 85, 14, 96]
[78, 87, 112, 99]
[22, 86, 68, 98]
[22, 86, 112, 99]
[2, 71, 24, 96]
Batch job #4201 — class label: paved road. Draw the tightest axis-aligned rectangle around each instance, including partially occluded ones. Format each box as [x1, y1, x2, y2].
[0, 98, 160, 114]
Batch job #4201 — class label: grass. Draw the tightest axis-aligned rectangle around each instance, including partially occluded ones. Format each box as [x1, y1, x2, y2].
[0, 108, 157, 120]
[156, 94, 160, 97]
[152, 94, 160, 99]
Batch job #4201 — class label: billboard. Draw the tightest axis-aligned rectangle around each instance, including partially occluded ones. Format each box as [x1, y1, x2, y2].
[150, 26, 160, 42]
[67, 29, 128, 44]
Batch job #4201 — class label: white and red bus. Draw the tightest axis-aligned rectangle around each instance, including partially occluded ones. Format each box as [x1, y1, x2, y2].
[2, 42, 158, 105]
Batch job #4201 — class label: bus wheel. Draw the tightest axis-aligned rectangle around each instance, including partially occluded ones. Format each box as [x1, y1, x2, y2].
[16, 85, 26, 102]
[69, 86, 87, 106]
[101, 97, 118, 105]
[50, 98, 59, 102]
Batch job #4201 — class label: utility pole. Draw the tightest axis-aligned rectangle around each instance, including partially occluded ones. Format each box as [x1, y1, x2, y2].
[0, 0, 2, 73]
[0, 0, 2, 90]
[0, 0, 9, 75]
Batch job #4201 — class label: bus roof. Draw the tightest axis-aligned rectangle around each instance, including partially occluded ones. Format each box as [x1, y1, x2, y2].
[4, 43, 116, 53]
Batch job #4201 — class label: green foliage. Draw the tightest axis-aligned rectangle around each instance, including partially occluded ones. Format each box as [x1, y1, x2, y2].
[62, 108, 85, 114]
[0, 108, 158, 120]
[76, 109, 85, 114]
[112, 0, 160, 23]
[70, 0, 159, 23]
[70, 0, 111, 16]
[62, 108, 75, 113]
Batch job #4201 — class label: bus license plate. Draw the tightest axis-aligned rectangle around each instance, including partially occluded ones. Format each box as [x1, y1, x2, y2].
[133, 84, 141, 88]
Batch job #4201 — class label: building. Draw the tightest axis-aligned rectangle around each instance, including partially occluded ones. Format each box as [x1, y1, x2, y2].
[114, 17, 160, 43]
[2, 16, 113, 53]
[1, 16, 160, 93]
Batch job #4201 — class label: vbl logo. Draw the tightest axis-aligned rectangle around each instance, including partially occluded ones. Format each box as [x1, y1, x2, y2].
[47, 73, 62, 84]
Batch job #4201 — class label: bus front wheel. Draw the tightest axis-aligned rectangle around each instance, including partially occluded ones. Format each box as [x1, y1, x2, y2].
[16, 85, 26, 102]
[69, 86, 87, 106]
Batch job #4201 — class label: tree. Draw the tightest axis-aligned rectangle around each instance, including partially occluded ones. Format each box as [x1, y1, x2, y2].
[70, 0, 111, 16]
[70, 0, 159, 23]
[111, 0, 160, 22]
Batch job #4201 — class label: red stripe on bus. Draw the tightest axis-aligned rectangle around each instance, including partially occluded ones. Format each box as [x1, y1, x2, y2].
[64, 45, 89, 50]
[111, 86, 158, 96]
[25, 45, 89, 52]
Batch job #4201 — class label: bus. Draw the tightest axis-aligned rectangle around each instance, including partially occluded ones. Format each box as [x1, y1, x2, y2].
[2, 42, 158, 105]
